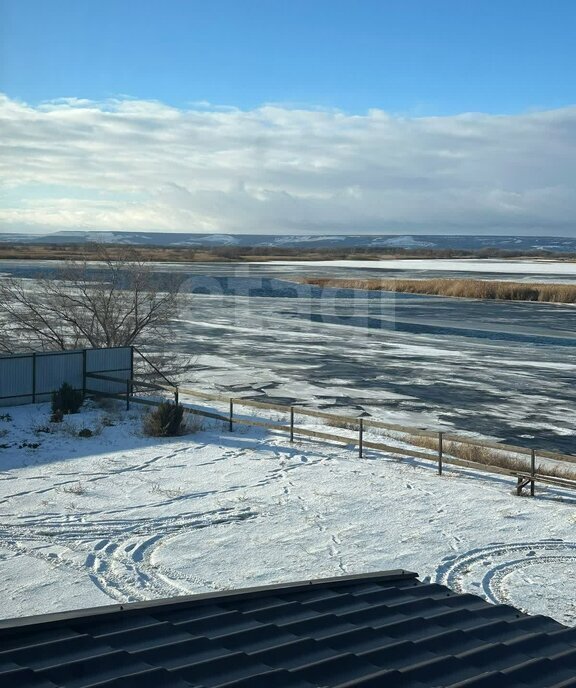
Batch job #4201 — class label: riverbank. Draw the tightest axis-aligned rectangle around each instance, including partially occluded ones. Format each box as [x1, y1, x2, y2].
[299, 277, 576, 303]
[2, 243, 576, 263]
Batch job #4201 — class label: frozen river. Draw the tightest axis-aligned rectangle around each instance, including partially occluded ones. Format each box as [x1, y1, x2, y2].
[1, 259, 576, 453]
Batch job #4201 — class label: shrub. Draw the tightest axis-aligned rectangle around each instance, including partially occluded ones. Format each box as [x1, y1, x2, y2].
[78, 428, 93, 438]
[62, 482, 86, 495]
[51, 382, 83, 416]
[143, 401, 184, 437]
[34, 425, 52, 434]
[50, 409, 64, 423]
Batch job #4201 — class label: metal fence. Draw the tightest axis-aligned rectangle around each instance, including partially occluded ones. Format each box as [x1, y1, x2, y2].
[0, 347, 133, 407]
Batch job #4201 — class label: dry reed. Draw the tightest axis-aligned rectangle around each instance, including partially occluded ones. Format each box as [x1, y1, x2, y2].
[408, 435, 576, 480]
[301, 277, 576, 304]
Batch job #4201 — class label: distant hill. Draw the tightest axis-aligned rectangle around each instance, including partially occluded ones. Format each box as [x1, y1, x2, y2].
[2, 230, 576, 253]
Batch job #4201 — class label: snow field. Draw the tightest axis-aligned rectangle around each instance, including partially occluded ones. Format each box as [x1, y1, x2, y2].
[0, 401, 575, 626]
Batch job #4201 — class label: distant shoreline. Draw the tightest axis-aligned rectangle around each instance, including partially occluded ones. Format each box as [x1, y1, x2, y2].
[1, 243, 576, 264]
[297, 277, 576, 304]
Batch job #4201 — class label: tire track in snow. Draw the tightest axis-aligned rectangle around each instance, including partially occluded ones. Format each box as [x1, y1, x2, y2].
[435, 540, 576, 622]
[0, 506, 258, 603]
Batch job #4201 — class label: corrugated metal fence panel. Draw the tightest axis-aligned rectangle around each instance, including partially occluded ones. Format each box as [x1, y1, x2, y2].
[0, 356, 33, 406]
[85, 347, 131, 374]
[85, 376, 128, 396]
[86, 347, 131, 395]
[35, 351, 84, 400]
[0, 347, 133, 406]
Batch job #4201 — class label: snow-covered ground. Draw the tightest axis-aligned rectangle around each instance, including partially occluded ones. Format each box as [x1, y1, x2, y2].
[1, 401, 575, 626]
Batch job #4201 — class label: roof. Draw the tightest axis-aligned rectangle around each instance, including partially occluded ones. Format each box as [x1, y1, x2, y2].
[1, 570, 576, 688]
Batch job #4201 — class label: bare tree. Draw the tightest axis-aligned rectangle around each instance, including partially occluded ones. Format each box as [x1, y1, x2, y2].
[0, 246, 186, 377]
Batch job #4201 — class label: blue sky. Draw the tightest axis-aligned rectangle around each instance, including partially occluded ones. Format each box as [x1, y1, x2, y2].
[2, 0, 575, 115]
[0, 1, 575, 235]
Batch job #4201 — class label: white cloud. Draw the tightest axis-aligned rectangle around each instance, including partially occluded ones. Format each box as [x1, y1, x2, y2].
[0, 93, 575, 234]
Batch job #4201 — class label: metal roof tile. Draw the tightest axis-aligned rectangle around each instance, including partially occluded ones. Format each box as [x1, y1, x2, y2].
[413, 628, 486, 655]
[215, 623, 298, 652]
[0, 667, 60, 688]
[174, 651, 274, 687]
[215, 668, 314, 688]
[399, 654, 480, 684]
[278, 612, 357, 637]
[39, 651, 155, 688]
[249, 637, 336, 668]
[1, 571, 574, 688]
[175, 611, 262, 638]
[96, 621, 192, 651]
[1, 634, 113, 670]
[331, 666, 418, 688]
[358, 638, 437, 669]
[83, 667, 197, 688]
[289, 651, 381, 685]
[130, 636, 228, 669]
[548, 678, 576, 688]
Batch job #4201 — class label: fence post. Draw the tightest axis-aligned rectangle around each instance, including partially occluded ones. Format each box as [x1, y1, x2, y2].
[126, 380, 130, 411]
[531, 448, 536, 497]
[174, 387, 179, 406]
[438, 431, 443, 476]
[290, 407, 294, 442]
[32, 352, 37, 403]
[82, 349, 87, 397]
[359, 418, 364, 458]
[229, 399, 234, 432]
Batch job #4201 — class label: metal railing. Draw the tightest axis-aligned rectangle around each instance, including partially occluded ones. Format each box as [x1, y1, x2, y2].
[84, 372, 576, 497]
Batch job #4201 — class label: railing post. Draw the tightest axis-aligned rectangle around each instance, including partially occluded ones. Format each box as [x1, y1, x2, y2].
[438, 431, 443, 476]
[290, 406, 294, 442]
[531, 448, 536, 496]
[82, 349, 87, 397]
[126, 379, 130, 411]
[359, 418, 364, 458]
[229, 399, 234, 432]
[32, 352, 37, 403]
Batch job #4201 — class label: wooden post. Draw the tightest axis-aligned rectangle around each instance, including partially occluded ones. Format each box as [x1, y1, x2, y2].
[290, 407, 294, 442]
[126, 379, 130, 411]
[229, 399, 234, 432]
[174, 387, 179, 406]
[530, 448, 536, 497]
[359, 418, 364, 458]
[438, 431, 443, 476]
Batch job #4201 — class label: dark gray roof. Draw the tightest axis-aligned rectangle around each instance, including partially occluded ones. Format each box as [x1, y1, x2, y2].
[1, 570, 576, 688]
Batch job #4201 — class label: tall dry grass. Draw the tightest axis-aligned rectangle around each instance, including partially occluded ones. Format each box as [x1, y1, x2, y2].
[301, 277, 576, 304]
[409, 435, 576, 480]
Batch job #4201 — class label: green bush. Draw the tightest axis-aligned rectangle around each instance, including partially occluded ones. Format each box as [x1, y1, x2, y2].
[51, 382, 83, 416]
[143, 401, 184, 437]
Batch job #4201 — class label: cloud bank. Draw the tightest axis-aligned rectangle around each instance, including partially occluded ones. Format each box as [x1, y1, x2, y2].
[1, 94, 575, 235]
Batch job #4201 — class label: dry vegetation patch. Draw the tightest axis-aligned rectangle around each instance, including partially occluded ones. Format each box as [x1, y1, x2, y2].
[408, 435, 576, 480]
[300, 277, 576, 304]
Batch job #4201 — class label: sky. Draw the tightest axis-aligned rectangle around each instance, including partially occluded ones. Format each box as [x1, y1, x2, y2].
[0, 0, 575, 236]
